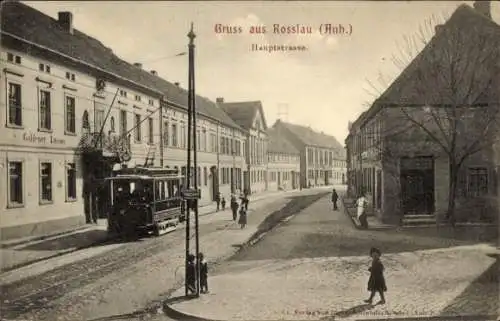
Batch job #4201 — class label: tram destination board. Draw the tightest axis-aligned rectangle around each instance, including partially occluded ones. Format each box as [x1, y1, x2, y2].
[182, 188, 200, 200]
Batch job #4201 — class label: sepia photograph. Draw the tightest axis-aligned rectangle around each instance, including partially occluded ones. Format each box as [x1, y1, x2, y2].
[0, 1, 499, 320]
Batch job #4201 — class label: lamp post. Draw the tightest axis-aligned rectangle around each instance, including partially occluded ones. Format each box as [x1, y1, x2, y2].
[184, 23, 201, 297]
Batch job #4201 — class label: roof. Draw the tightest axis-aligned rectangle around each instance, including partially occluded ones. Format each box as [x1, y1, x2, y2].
[352, 3, 500, 131]
[275, 120, 345, 155]
[219, 101, 268, 130]
[267, 128, 300, 155]
[1, 1, 241, 130]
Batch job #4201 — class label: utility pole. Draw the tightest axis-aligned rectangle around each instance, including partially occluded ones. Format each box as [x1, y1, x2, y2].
[188, 23, 201, 297]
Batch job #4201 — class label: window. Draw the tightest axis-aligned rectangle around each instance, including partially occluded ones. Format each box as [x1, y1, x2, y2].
[15, 56, 21, 64]
[148, 99, 154, 106]
[8, 82, 22, 126]
[39, 90, 51, 130]
[180, 123, 186, 148]
[163, 121, 169, 146]
[120, 110, 127, 136]
[171, 123, 178, 147]
[65, 72, 76, 81]
[40, 162, 53, 202]
[39, 63, 50, 73]
[196, 129, 201, 151]
[66, 163, 77, 201]
[119, 90, 127, 97]
[148, 118, 154, 144]
[134, 114, 142, 142]
[82, 110, 90, 130]
[135, 95, 141, 102]
[110, 116, 115, 132]
[204, 167, 208, 186]
[202, 128, 207, 151]
[468, 168, 488, 196]
[65, 96, 76, 134]
[7, 52, 14, 62]
[8, 161, 23, 206]
[95, 109, 105, 132]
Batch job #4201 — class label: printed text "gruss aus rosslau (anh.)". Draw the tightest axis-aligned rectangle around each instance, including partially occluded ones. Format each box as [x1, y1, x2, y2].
[214, 23, 353, 36]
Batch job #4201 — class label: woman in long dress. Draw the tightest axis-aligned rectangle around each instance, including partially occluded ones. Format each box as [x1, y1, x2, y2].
[238, 205, 247, 229]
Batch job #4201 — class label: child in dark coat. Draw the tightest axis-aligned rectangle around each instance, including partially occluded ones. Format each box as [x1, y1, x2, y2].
[221, 196, 226, 210]
[364, 247, 387, 305]
[198, 252, 209, 293]
[186, 253, 196, 294]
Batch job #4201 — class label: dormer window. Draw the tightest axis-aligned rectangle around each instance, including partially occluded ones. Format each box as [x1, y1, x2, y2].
[39, 63, 51, 73]
[65, 72, 76, 81]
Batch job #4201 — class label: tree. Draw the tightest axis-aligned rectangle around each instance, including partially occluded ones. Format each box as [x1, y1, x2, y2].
[366, 8, 500, 225]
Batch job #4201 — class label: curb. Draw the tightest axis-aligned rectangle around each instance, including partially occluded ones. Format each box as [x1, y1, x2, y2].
[340, 196, 362, 230]
[1, 233, 111, 273]
[0, 224, 92, 249]
[163, 302, 219, 321]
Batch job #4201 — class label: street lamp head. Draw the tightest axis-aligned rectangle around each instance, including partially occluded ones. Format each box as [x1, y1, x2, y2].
[188, 22, 196, 42]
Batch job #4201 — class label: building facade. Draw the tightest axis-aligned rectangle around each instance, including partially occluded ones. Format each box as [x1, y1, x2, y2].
[0, 2, 247, 240]
[218, 99, 269, 194]
[345, 2, 499, 224]
[272, 120, 346, 189]
[266, 128, 300, 191]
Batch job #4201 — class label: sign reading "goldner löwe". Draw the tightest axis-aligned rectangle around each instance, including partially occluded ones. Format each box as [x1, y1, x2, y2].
[22, 132, 66, 145]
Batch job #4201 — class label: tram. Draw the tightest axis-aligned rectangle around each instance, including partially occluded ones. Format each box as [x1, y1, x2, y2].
[105, 166, 185, 237]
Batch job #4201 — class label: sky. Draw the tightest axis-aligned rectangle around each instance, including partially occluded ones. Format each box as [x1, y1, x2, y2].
[24, 1, 500, 144]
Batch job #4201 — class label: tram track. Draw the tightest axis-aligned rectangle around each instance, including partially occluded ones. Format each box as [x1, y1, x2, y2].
[0, 219, 223, 320]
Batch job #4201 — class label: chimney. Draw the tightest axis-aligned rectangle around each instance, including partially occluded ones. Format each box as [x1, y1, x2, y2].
[58, 12, 73, 34]
[174, 82, 180, 87]
[435, 24, 443, 34]
[150, 70, 158, 76]
[216, 97, 224, 103]
[474, 1, 492, 19]
[133, 63, 143, 69]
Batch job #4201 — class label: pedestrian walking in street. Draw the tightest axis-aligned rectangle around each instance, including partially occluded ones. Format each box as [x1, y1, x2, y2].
[356, 192, 369, 229]
[230, 194, 239, 221]
[186, 253, 196, 295]
[198, 252, 209, 293]
[238, 206, 247, 229]
[221, 196, 226, 211]
[364, 247, 387, 305]
[331, 188, 339, 211]
[215, 192, 221, 212]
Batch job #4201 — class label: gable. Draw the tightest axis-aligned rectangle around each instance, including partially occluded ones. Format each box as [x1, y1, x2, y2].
[252, 108, 265, 131]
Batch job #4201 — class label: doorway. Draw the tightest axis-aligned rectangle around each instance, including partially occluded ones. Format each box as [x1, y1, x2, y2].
[324, 170, 329, 185]
[210, 166, 219, 201]
[400, 157, 434, 215]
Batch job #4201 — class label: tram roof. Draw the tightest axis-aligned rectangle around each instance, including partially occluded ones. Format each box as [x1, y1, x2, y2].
[111, 167, 183, 178]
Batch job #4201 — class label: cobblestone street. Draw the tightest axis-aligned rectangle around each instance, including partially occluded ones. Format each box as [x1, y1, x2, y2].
[166, 194, 499, 320]
[0, 188, 329, 321]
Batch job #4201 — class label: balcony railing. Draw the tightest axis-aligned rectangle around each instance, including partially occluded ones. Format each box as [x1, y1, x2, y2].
[79, 131, 132, 162]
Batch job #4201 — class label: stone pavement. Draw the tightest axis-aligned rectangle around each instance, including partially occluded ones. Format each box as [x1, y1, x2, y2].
[0, 188, 306, 273]
[165, 244, 499, 320]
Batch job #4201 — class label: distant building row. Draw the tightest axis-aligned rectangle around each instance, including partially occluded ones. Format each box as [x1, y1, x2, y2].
[0, 2, 346, 240]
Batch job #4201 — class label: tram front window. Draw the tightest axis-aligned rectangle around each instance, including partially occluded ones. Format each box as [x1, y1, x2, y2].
[113, 179, 153, 204]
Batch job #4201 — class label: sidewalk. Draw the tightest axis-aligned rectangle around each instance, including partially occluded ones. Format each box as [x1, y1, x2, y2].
[163, 195, 499, 320]
[0, 187, 309, 273]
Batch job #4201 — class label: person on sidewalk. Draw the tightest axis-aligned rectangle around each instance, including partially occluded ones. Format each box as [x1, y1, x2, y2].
[221, 196, 226, 211]
[230, 194, 239, 221]
[241, 191, 249, 211]
[356, 192, 369, 229]
[215, 192, 221, 212]
[364, 247, 387, 305]
[186, 253, 197, 295]
[331, 188, 339, 211]
[198, 252, 209, 293]
[238, 206, 247, 229]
